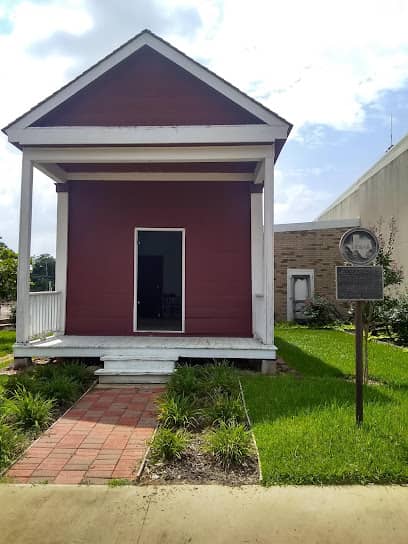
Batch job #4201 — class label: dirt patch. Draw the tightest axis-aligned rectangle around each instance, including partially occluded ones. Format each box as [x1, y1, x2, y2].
[139, 433, 259, 485]
[275, 358, 302, 378]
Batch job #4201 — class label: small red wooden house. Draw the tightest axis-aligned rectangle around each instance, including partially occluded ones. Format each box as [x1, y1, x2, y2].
[3, 30, 292, 382]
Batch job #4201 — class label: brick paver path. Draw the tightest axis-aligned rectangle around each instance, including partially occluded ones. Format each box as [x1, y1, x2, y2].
[7, 385, 165, 484]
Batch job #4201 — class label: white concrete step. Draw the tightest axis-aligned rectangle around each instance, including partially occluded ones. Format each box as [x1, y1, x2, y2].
[95, 355, 176, 384]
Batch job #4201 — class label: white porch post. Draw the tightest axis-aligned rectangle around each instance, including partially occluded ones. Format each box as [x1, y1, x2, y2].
[16, 153, 33, 344]
[251, 190, 265, 340]
[263, 153, 274, 345]
[55, 187, 69, 334]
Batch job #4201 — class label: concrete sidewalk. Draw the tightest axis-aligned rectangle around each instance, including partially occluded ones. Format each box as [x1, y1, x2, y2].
[0, 484, 406, 543]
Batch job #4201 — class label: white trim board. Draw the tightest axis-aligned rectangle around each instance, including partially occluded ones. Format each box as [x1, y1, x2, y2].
[133, 227, 185, 334]
[274, 218, 360, 232]
[26, 145, 274, 163]
[3, 30, 291, 133]
[6, 125, 288, 146]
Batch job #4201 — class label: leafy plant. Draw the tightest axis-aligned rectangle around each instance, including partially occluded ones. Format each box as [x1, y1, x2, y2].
[3, 387, 55, 431]
[303, 296, 342, 327]
[167, 365, 204, 397]
[204, 423, 252, 468]
[39, 374, 81, 407]
[388, 294, 408, 345]
[157, 393, 201, 429]
[200, 362, 239, 397]
[2, 372, 38, 399]
[203, 394, 245, 426]
[0, 423, 22, 470]
[59, 361, 93, 385]
[150, 428, 189, 461]
[362, 218, 405, 381]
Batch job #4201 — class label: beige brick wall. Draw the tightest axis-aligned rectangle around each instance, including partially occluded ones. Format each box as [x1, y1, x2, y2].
[274, 227, 349, 321]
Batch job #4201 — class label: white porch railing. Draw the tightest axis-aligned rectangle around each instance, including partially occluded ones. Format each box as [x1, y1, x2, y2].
[29, 291, 62, 339]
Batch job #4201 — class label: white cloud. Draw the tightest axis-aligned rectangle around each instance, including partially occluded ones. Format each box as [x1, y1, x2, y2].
[179, 0, 408, 134]
[2, 0, 408, 252]
[274, 168, 332, 224]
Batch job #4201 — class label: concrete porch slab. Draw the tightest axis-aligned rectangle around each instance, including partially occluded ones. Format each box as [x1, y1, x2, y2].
[14, 334, 277, 360]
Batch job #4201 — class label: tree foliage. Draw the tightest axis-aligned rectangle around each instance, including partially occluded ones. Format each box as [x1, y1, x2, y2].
[0, 237, 18, 302]
[31, 254, 55, 292]
[362, 218, 403, 382]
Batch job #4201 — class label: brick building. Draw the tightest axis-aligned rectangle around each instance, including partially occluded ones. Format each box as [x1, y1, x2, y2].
[274, 219, 359, 321]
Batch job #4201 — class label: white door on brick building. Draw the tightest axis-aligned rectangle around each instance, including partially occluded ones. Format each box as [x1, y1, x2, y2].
[287, 269, 314, 321]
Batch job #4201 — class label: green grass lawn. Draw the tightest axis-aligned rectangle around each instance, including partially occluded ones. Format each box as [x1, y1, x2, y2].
[0, 330, 15, 361]
[241, 327, 408, 485]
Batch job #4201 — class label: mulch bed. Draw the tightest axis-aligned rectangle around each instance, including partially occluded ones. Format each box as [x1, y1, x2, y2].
[140, 433, 259, 485]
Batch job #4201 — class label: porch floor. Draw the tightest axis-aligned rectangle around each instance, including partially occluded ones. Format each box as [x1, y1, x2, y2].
[7, 384, 163, 484]
[15, 335, 277, 360]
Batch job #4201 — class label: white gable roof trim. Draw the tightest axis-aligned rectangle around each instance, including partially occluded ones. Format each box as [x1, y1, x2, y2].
[3, 29, 292, 135]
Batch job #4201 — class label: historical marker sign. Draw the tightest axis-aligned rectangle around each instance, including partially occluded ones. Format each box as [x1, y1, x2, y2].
[336, 266, 384, 301]
[336, 227, 383, 426]
[339, 227, 379, 265]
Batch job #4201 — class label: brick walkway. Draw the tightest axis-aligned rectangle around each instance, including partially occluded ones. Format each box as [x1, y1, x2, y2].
[7, 385, 165, 484]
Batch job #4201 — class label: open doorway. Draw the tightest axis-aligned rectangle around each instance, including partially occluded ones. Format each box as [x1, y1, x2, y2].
[134, 229, 184, 332]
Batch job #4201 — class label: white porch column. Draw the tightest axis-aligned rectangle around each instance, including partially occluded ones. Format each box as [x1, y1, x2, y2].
[251, 190, 265, 340]
[55, 187, 69, 334]
[263, 153, 274, 345]
[16, 153, 33, 344]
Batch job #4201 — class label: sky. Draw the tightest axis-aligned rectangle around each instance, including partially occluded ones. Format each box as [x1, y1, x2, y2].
[1, 0, 408, 255]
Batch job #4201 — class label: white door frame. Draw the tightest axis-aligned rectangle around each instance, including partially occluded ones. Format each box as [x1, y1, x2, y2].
[286, 268, 314, 321]
[133, 227, 186, 333]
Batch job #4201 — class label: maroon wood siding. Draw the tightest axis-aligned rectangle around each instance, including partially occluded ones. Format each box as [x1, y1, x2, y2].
[33, 46, 263, 127]
[66, 180, 252, 336]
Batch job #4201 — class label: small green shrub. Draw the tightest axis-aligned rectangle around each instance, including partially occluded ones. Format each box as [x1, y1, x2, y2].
[2, 372, 38, 398]
[200, 362, 239, 397]
[203, 394, 245, 426]
[167, 366, 204, 396]
[388, 294, 408, 345]
[4, 387, 55, 431]
[0, 423, 22, 470]
[157, 394, 201, 429]
[39, 375, 80, 407]
[303, 296, 342, 327]
[59, 361, 93, 385]
[204, 423, 252, 468]
[150, 428, 189, 461]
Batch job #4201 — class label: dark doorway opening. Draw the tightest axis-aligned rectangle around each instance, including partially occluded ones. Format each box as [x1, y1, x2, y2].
[136, 230, 183, 332]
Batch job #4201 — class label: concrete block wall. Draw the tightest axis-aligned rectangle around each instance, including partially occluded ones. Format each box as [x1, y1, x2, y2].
[274, 226, 352, 321]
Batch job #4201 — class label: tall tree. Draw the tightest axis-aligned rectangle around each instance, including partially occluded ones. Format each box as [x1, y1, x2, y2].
[31, 254, 56, 292]
[0, 237, 18, 302]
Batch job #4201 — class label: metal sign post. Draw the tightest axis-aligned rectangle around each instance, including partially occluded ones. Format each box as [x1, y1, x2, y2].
[355, 301, 364, 425]
[337, 227, 383, 426]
